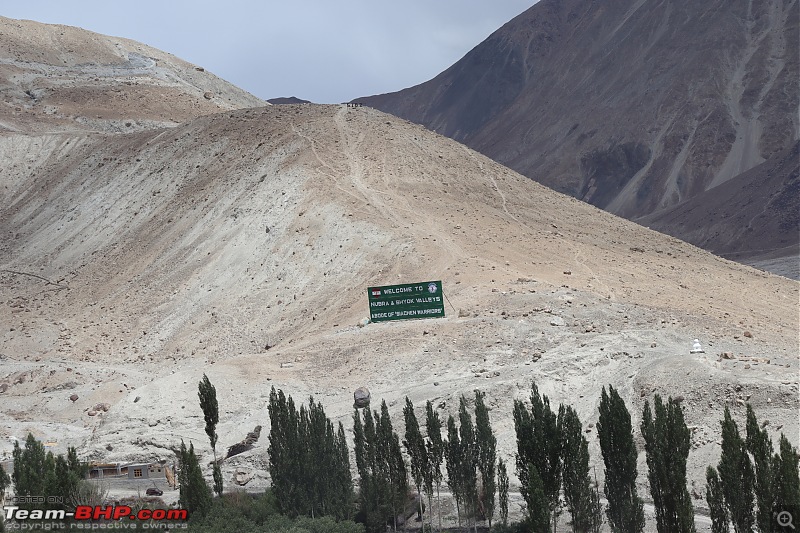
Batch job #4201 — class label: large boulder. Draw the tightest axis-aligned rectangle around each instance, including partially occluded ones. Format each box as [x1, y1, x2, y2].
[353, 387, 371, 408]
[225, 425, 263, 460]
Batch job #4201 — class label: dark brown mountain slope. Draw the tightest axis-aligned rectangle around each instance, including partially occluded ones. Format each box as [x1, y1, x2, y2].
[640, 141, 800, 278]
[359, 0, 799, 270]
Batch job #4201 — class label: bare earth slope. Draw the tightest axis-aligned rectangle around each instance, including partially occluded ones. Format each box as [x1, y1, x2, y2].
[0, 16, 265, 134]
[358, 0, 800, 273]
[1, 104, 797, 528]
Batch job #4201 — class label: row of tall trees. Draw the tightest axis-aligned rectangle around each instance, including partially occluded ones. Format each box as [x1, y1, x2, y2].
[184, 375, 798, 533]
[10, 434, 86, 513]
[595, 385, 800, 533]
[707, 404, 800, 533]
[1, 433, 87, 532]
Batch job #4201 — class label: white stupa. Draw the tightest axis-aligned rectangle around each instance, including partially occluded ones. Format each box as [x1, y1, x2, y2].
[690, 339, 704, 353]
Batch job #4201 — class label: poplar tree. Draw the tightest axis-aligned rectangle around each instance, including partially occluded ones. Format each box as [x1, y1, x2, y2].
[425, 401, 444, 532]
[458, 396, 479, 532]
[12, 434, 50, 508]
[641, 395, 696, 533]
[474, 390, 497, 529]
[527, 463, 551, 532]
[706, 466, 729, 533]
[403, 398, 428, 527]
[597, 385, 645, 533]
[268, 388, 353, 520]
[0, 464, 9, 533]
[513, 382, 562, 531]
[335, 422, 355, 520]
[268, 387, 304, 515]
[198, 374, 222, 496]
[773, 434, 800, 530]
[745, 404, 774, 532]
[11, 434, 85, 513]
[353, 401, 406, 532]
[559, 404, 602, 532]
[445, 415, 464, 528]
[178, 440, 213, 518]
[301, 397, 354, 519]
[498, 458, 509, 528]
[717, 405, 755, 533]
[379, 401, 408, 532]
[353, 405, 386, 533]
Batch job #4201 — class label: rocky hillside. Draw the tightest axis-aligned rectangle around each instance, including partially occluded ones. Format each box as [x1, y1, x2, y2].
[358, 0, 799, 274]
[2, 105, 797, 519]
[0, 16, 264, 134]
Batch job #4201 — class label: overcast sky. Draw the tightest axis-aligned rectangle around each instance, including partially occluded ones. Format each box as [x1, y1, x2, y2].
[3, 1, 535, 103]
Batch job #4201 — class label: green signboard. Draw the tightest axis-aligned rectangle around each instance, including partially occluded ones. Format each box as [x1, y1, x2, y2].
[368, 281, 445, 322]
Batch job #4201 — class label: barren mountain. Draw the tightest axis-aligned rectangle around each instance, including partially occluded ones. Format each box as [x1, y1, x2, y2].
[358, 0, 799, 274]
[1, 103, 797, 528]
[641, 141, 800, 279]
[0, 16, 264, 134]
[0, 18, 797, 532]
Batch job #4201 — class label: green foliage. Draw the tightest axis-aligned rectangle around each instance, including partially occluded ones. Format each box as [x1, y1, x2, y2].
[559, 404, 602, 533]
[474, 390, 497, 528]
[457, 395, 479, 527]
[380, 401, 408, 531]
[445, 414, 464, 525]
[596, 385, 645, 533]
[268, 388, 353, 520]
[717, 406, 755, 533]
[11, 434, 86, 513]
[491, 523, 530, 533]
[424, 400, 444, 532]
[353, 400, 406, 533]
[589, 480, 603, 533]
[526, 463, 550, 532]
[179, 440, 213, 519]
[198, 374, 222, 496]
[12, 434, 50, 505]
[745, 404, 775, 533]
[443, 396, 488, 529]
[513, 382, 562, 530]
[186, 490, 365, 533]
[198, 374, 219, 450]
[706, 466, 728, 533]
[403, 398, 428, 525]
[773, 434, 800, 532]
[641, 395, 696, 533]
[212, 464, 223, 500]
[498, 458, 509, 527]
[0, 462, 9, 533]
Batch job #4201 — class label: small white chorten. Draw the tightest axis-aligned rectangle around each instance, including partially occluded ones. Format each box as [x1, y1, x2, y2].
[690, 339, 704, 353]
